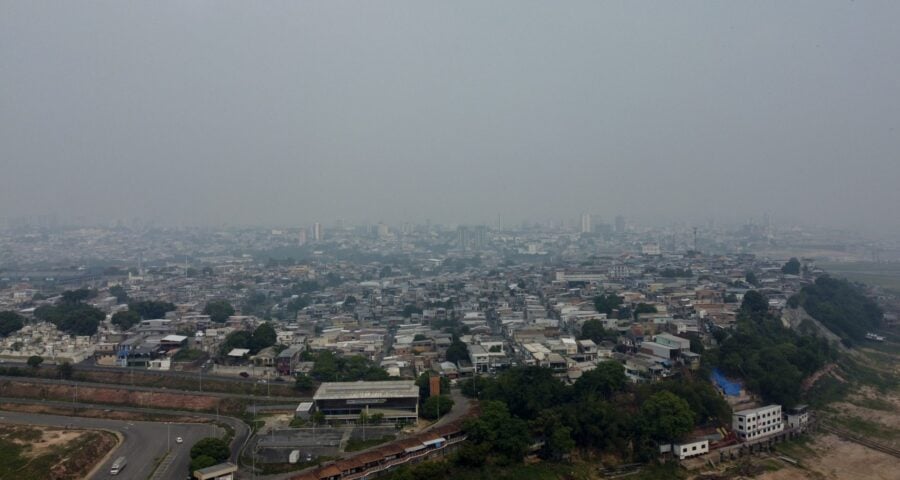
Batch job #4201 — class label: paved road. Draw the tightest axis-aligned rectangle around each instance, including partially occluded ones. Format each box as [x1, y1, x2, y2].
[0, 410, 220, 480]
[0, 397, 251, 465]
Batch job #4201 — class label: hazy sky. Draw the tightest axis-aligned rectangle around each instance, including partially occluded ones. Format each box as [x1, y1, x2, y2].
[2, 2, 899, 233]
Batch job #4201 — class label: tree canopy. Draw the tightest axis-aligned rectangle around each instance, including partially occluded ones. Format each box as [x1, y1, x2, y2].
[790, 276, 882, 343]
[34, 301, 104, 336]
[709, 291, 836, 407]
[0, 311, 25, 337]
[781, 257, 801, 275]
[189, 437, 229, 470]
[593, 293, 623, 316]
[309, 350, 389, 382]
[218, 322, 278, 356]
[61, 288, 97, 304]
[421, 395, 454, 420]
[444, 337, 469, 365]
[638, 391, 695, 442]
[128, 300, 176, 319]
[203, 300, 235, 323]
[457, 363, 732, 463]
[109, 285, 128, 304]
[111, 310, 141, 330]
[579, 319, 617, 344]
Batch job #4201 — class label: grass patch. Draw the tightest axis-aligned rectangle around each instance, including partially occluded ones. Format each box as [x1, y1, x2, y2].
[805, 374, 850, 408]
[173, 348, 206, 362]
[848, 396, 897, 412]
[841, 357, 898, 393]
[829, 415, 898, 441]
[774, 436, 816, 459]
[344, 434, 396, 452]
[630, 462, 687, 480]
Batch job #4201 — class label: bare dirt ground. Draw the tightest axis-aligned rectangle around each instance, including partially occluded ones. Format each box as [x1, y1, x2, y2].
[753, 434, 899, 480]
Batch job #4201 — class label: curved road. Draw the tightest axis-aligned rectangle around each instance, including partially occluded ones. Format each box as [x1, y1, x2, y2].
[0, 410, 220, 480]
[0, 398, 251, 477]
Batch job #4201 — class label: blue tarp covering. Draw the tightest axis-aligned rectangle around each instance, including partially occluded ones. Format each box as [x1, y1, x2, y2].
[711, 368, 741, 396]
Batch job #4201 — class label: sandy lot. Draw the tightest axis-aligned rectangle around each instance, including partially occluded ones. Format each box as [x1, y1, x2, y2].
[754, 434, 899, 480]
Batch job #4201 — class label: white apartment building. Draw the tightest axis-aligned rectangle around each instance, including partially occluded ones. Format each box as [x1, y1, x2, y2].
[733, 404, 783, 441]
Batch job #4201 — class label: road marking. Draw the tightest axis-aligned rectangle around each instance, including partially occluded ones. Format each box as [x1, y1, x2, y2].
[148, 450, 176, 480]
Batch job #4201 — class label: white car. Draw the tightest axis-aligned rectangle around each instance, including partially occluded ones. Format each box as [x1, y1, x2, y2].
[176, 437, 183, 444]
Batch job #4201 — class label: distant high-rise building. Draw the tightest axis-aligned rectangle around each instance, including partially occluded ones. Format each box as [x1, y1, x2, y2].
[456, 225, 488, 250]
[473, 225, 487, 249]
[377, 222, 390, 239]
[614, 215, 625, 233]
[456, 226, 471, 250]
[581, 213, 592, 234]
[298, 229, 307, 246]
[312, 222, 323, 241]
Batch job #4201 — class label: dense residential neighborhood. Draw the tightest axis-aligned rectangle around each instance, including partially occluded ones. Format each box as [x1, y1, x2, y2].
[1, 221, 897, 479]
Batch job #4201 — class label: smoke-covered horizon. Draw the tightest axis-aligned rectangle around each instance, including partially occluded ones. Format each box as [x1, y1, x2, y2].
[3, 2, 899, 235]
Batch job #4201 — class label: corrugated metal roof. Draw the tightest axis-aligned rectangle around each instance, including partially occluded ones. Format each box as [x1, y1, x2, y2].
[313, 381, 419, 401]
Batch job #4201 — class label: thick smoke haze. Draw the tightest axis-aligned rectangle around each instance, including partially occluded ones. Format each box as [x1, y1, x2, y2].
[2, 2, 899, 233]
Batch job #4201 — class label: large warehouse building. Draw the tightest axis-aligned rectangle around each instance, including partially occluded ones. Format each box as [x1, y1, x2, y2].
[312, 380, 419, 424]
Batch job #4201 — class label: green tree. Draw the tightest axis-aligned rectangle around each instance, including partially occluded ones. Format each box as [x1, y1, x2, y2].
[27, 355, 43, 368]
[189, 437, 229, 463]
[781, 257, 801, 275]
[294, 373, 314, 392]
[61, 288, 96, 304]
[421, 395, 454, 420]
[249, 322, 277, 353]
[0, 311, 25, 337]
[638, 391, 695, 442]
[285, 296, 309, 314]
[203, 300, 235, 323]
[109, 285, 128, 303]
[633, 303, 658, 317]
[579, 319, 616, 344]
[745, 271, 759, 286]
[444, 337, 469, 364]
[594, 293, 623, 316]
[544, 424, 575, 460]
[190, 455, 217, 472]
[791, 276, 883, 342]
[574, 361, 626, 399]
[218, 330, 251, 357]
[128, 300, 176, 319]
[311, 411, 326, 426]
[111, 310, 141, 330]
[463, 401, 531, 465]
[402, 304, 423, 318]
[740, 290, 769, 317]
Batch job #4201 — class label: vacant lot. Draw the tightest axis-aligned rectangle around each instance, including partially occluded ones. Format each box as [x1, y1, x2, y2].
[752, 434, 899, 480]
[0, 424, 117, 480]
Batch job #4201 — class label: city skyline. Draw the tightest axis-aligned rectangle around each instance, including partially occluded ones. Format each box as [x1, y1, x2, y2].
[3, 2, 900, 235]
